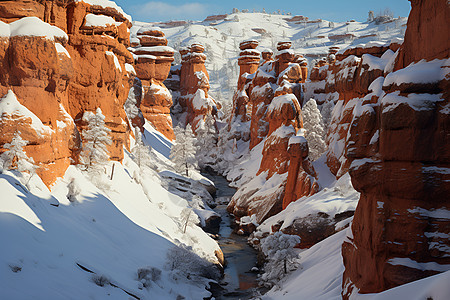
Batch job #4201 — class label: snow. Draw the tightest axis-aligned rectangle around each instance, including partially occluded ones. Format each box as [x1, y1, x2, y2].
[361, 49, 394, 71]
[132, 46, 175, 53]
[270, 125, 296, 139]
[381, 91, 444, 113]
[262, 229, 348, 300]
[0, 20, 10, 37]
[0, 90, 52, 136]
[257, 173, 359, 234]
[55, 42, 71, 58]
[267, 93, 298, 114]
[353, 271, 450, 300]
[85, 13, 116, 27]
[384, 58, 449, 86]
[75, 0, 132, 22]
[191, 89, 215, 111]
[134, 54, 157, 60]
[422, 166, 450, 174]
[387, 258, 450, 272]
[0, 118, 222, 299]
[407, 207, 450, 220]
[4, 17, 68, 41]
[132, 12, 406, 107]
[124, 63, 136, 75]
[289, 135, 307, 146]
[105, 51, 122, 72]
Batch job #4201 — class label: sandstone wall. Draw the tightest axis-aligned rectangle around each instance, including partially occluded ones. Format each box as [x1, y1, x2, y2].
[0, 0, 135, 186]
[341, 0, 450, 296]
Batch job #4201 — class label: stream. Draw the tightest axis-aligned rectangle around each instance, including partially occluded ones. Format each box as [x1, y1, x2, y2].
[203, 173, 259, 299]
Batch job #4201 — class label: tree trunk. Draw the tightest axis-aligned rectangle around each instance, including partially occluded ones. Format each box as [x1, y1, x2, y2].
[183, 210, 191, 233]
[110, 163, 115, 180]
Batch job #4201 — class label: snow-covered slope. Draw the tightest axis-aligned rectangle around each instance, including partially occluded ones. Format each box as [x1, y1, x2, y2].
[261, 227, 450, 300]
[132, 12, 407, 105]
[0, 121, 221, 300]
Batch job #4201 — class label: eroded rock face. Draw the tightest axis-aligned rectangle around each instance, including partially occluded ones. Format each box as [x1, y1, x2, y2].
[0, 0, 135, 186]
[177, 44, 218, 132]
[131, 26, 175, 140]
[228, 41, 318, 229]
[227, 40, 261, 141]
[340, 0, 450, 297]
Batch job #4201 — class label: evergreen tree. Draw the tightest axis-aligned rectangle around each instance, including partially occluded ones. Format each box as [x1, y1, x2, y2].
[260, 232, 301, 288]
[79, 108, 112, 170]
[302, 99, 327, 161]
[194, 115, 218, 169]
[132, 128, 155, 170]
[170, 125, 198, 177]
[1, 131, 37, 175]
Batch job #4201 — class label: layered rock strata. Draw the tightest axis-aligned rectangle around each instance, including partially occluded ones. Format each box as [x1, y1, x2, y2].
[341, 0, 450, 296]
[0, 0, 134, 186]
[130, 26, 175, 140]
[177, 43, 218, 132]
[227, 40, 260, 141]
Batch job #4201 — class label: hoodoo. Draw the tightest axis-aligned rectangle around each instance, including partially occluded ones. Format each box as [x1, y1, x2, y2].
[131, 26, 175, 140]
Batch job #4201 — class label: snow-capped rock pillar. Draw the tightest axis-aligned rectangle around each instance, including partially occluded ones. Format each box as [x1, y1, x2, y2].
[178, 44, 218, 132]
[132, 28, 175, 140]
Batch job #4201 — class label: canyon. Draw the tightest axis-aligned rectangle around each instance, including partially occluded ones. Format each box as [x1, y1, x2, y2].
[0, 0, 448, 299]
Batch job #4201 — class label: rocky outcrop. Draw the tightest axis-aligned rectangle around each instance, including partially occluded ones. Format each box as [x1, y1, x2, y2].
[0, 0, 134, 186]
[130, 26, 175, 140]
[227, 40, 260, 141]
[339, 0, 450, 297]
[177, 44, 218, 132]
[281, 136, 319, 210]
[228, 41, 318, 229]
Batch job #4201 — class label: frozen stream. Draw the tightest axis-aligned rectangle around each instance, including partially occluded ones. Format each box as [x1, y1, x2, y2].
[203, 173, 259, 299]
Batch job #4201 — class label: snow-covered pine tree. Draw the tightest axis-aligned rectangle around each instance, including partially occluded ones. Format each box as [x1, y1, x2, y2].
[79, 108, 112, 171]
[1, 131, 38, 186]
[320, 99, 335, 134]
[302, 99, 327, 161]
[132, 128, 155, 170]
[170, 125, 198, 177]
[260, 231, 301, 288]
[194, 115, 218, 169]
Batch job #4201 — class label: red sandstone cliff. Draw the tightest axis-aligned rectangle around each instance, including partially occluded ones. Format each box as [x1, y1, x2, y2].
[297, 0, 450, 297]
[0, 0, 136, 186]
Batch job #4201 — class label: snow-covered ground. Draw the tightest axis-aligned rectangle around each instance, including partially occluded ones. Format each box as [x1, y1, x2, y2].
[260, 227, 450, 300]
[0, 120, 222, 300]
[132, 12, 407, 105]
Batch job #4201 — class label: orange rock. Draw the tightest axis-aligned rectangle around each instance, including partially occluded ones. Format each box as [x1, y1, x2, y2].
[394, 0, 450, 70]
[0, 0, 135, 186]
[131, 28, 175, 140]
[341, 1, 450, 297]
[177, 43, 218, 132]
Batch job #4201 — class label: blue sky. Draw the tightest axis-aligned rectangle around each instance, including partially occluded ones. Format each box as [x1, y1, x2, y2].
[114, 0, 411, 23]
